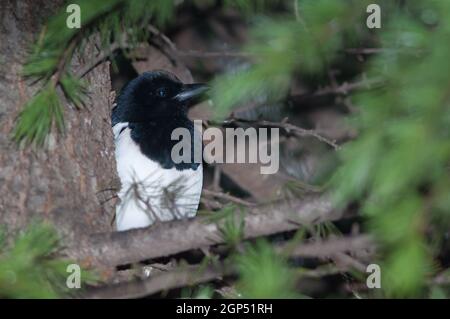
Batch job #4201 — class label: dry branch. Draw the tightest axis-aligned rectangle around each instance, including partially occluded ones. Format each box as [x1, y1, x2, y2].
[202, 189, 256, 207]
[83, 264, 229, 299]
[284, 235, 374, 259]
[288, 77, 384, 104]
[176, 50, 250, 58]
[83, 234, 374, 298]
[214, 117, 340, 150]
[68, 195, 339, 268]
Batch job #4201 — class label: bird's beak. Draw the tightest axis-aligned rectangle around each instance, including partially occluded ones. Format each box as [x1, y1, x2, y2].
[174, 83, 209, 103]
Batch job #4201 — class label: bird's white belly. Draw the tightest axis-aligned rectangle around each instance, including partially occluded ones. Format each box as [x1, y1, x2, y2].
[113, 123, 203, 231]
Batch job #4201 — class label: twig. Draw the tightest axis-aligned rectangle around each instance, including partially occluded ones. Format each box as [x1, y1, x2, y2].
[76, 25, 250, 79]
[51, 40, 78, 87]
[83, 263, 230, 299]
[212, 166, 221, 191]
[281, 235, 374, 259]
[147, 25, 177, 52]
[202, 189, 256, 207]
[75, 23, 171, 79]
[76, 42, 124, 78]
[344, 48, 385, 55]
[294, 0, 301, 22]
[200, 197, 223, 210]
[294, 77, 384, 98]
[220, 117, 340, 150]
[332, 252, 367, 273]
[148, 24, 249, 59]
[176, 50, 250, 58]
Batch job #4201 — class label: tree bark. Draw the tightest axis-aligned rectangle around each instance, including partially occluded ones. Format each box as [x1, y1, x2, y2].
[0, 0, 116, 242]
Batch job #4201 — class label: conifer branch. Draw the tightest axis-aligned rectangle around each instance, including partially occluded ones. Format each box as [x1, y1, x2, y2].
[68, 195, 340, 268]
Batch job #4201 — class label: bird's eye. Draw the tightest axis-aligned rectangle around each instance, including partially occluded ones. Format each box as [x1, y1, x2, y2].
[156, 87, 168, 98]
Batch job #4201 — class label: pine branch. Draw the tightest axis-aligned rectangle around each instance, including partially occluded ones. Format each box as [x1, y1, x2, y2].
[15, 0, 175, 146]
[67, 195, 339, 268]
[82, 234, 373, 298]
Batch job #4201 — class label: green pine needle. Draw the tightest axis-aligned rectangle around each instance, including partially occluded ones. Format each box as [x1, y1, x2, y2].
[13, 85, 65, 147]
[234, 240, 300, 298]
[0, 222, 97, 298]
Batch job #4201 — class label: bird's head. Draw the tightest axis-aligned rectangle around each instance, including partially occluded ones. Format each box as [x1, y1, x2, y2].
[112, 71, 208, 124]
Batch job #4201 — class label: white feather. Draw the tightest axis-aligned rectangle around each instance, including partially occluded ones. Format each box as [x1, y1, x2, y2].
[113, 122, 203, 231]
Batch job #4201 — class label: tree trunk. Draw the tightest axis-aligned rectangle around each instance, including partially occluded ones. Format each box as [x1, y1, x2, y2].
[0, 0, 116, 244]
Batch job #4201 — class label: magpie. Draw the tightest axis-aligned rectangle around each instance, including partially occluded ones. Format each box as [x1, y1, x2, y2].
[111, 71, 208, 231]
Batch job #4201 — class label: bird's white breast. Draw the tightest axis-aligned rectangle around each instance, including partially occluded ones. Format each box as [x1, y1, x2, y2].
[113, 122, 203, 231]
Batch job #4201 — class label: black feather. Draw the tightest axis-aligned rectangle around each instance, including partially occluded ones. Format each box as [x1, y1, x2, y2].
[112, 71, 206, 170]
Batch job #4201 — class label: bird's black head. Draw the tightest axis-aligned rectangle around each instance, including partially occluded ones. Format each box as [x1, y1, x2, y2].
[112, 71, 208, 125]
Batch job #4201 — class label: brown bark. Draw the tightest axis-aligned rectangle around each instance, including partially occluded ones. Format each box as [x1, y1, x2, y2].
[0, 1, 116, 242]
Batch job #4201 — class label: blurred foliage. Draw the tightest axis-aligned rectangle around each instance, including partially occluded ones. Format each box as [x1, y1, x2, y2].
[331, 0, 450, 296]
[234, 240, 299, 298]
[204, 204, 246, 249]
[211, 0, 369, 117]
[0, 223, 96, 298]
[211, 0, 450, 297]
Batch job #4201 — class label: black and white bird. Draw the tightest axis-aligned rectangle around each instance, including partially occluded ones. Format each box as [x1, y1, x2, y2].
[111, 71, 207, 231]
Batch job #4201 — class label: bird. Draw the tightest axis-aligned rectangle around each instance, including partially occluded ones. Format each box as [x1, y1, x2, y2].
[111, 70, 208, 231]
